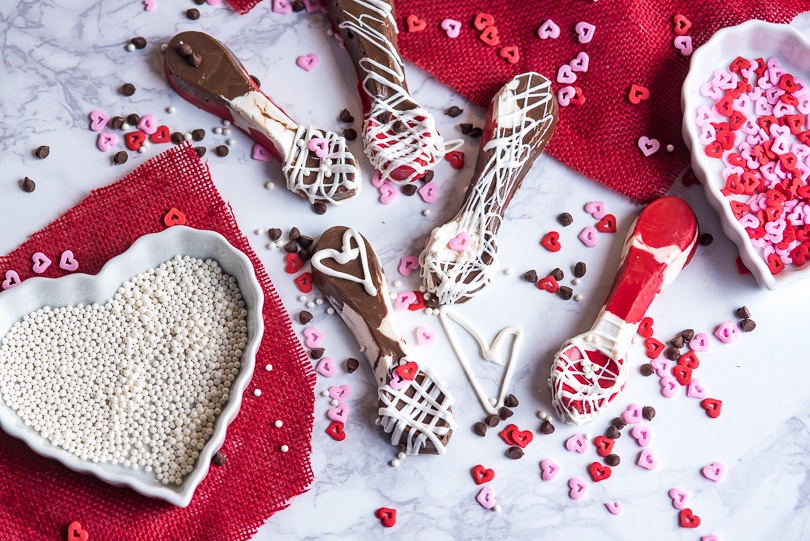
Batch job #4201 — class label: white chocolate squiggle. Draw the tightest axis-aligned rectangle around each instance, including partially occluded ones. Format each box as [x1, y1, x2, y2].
[311, 228, 377, 296]
[419, 73, 556, 305]
[338, 0, 461, 183]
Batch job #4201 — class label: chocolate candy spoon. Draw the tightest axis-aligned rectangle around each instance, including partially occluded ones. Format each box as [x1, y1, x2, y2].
[312, 226, 457, 455]
[549, 197, 699, 425]
[165, 31, 359, 209]
[420, 72, 558, 305]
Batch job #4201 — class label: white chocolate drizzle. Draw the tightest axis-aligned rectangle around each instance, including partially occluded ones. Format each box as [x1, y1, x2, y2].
[419, 73, 556, 305]
[311, 228, 377, 296]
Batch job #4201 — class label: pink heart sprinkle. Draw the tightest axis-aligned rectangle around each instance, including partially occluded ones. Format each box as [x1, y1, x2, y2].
[252, 143, 272, 161]
[1, 270, 20, 290]
[303, 327, 325, 348]
[418, 182, 438, 203]
[702, 462, 725, 482]
[476, 486, 496, 509]
[389, 371, 409, 391]
[398, 256, 420, 277]
[674, 35, 693, 56]
[448, 232, 471, 252]
[537, 19, 560, 39]
[396, 291, 417, 311]
[569, 52, 589, 73]
[738, 214, 760, 229]
[89, 110, 109, 131]
[557, 86, 575, 107]
[327, 403, 349, 423]
[568, 477, 588, 499]
[296, 54, 319, 72]
[605, 502, 622, 515]
[328, 384, 352, 403]
[669, 488, 689, 510]
[540, 459, 559, 481]
[207, 0, 223, 4]
[59, 250, 79, 272]
[370, 171, 384, 188]
[637, 448, 658, 470]
[316, 357, 336, 377]
[702, 536, 721, 541]
[575, 21, 596, 44]
[687, 378, 708, 399]
[144, 0, 156, 10]
[584, 201, 606, 220]
[650, 358, 671, 377]
[307, 138, 329, 158]
[622, 403, 642, 425]
[631, 425, 651, 447]
[638, 136, 660, 157]
[565, 434, 588, 453]
[557, 64, 577, 85]
[578, 226, 599, 248]
[302, 0, 320, 12]
[380, 181, 398, 204]
[415, 325, 436, 346]
[137, 114, 157, 135]
[97, 133, 119, 152]
[32, 253, 51, 274]
[715, 321, 739, 344]
[660, 375, 678, 398]
[440, 18, 461, 39]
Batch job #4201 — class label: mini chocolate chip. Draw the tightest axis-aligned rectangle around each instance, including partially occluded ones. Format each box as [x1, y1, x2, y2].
[642, 406, 656, 421]
[21, 177, 36, 193]
[283, 241, 298, 253]
[215, 145, 229, 157]
[171, 132, 185, 145]
[739, 318, 757, 332]
[574, 262, 587, 278]
[557, 212, 573, 227]
[378, 111, 392, 124]
[186, 8, 201, 20]
[558, 286, 573, 300]
[504, 394, 519, 408]
[346, 358, 360, 374]
[735, 306, 751, 319]
[310, 348, 325, 359]
[459, 123, 473, 135]
[193, 146, 206, 158]
[421, 170, 435, 184]
[121, 83, 136, 96]
[313, 202, 327, 215]
[298, 311, 313, 325]
[212, 451, 227, 465]
[472, 422, 487, 437]
[445, 106, 463, 118]
[604, 454, 620, 467]
[177, 43, 193, 57]
[426, 297, 439, 309]
[610, 417, 626, 430]
[339, 108, 355, 123]
[127, 113, 140, 126]
[131, 37, 147, 49]
[193, 0, 206, 4]
[267, 228, 282, 241]
[392, 120, 406, 133]
[111, 116, 125, 129]
[402, 184, 418, 196]
[522, 270, 538, 283]
[539, 420, 555, 434]
[639, 363, 655, 377]
[469, 127, 483, 138]
[699, 233, 714, 246]
[665, 347, 681, 361]
[112, 151, 129, 165]
[192, 128, 205, 142]
[550, 268, 564, 281]
[343, 128, 357, 141]
[250, 75, 261, 88]
[35, 145, 50, 159]
[298, 235, 314, 248]
[288, 227, 301, 241]
[498, 407, 514, 420]
[485, 414, 500, 427]
[668, 336, 685, 349]
[507, 446, 524, 459]
[188, 52, 202, 67]
[292, 0, 305, 11]
[298, 249, 312, 261]
[605, 425, 621, 439]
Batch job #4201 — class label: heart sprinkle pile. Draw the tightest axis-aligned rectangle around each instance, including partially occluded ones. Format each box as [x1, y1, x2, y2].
[0, 255, 248, 486]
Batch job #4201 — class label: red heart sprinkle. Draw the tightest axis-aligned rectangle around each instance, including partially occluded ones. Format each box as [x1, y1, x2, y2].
[638, 317, 654, 338]
[628, 84, 650, 104]
[724, 174, 743, 195]
[396, 361, 419, 381]
[294, 272, 314, 293]
[705, 142, 723, 158]
[510, 428, 533, 449]
[541, 231, 561, 252]
[786, 114, 805, 135]
[473, 12, 495, 31]
[678, 351, 700, 369]
[125, 130, 146, 151]
[679, 508, 701, 528]
[479, 25, 499, 46]
[728, 110, 746, 131]
[150, 125, 171, 144]
[790, 243, 809, 266]
[767, 253, 785, 274]
[570, 86, 586, 106]
[735, 256, 751, 275]
[729, 201, 749, 219]
[68, 522, 89, 541]
[588, 461, 612, 482]
[753, 58, 767, 78]
[163, 207, 186, 227]
[406, 14, 426, 33]
[499, 424, 517, 446]
[644, 337, 664, 358]
[700, 398, 722, 418]
[471, 464, 495, 485]
[780, 73, 799, 93]
[499, 45, 519, 64]
[682, 167, 701, 187]
[326, 421, 346, 441]
[537, 275, 559, 293]
[593, 436, 615, 457]
[407, 290, 427, 311]
[728, 56, 751, 72]
[446, 150, 464, 169]
[673, 14, 691, 36]
[595, 214, 617, 233]
[672, 364, 692, 386]
[375, 507, 397, 528]
[285, 253, 304, 274]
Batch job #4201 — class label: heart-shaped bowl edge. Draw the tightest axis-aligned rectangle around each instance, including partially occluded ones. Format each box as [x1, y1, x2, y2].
[0, 226, 264, 507]
[681, 19, 810, 290]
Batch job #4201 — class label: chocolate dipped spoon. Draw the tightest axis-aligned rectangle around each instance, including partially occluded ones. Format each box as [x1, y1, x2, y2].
[328, 0, 460, 183]
[312, 226, 457, 455]
[549, 197, 699, 425]
[165, 31, 359, 209]
[419, 72, 558, 305]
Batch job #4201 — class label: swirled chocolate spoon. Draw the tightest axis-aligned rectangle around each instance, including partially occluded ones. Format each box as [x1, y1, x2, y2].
[549, 197, 699, 425]
[165, 31, 360, 210]
[328, 0, 460, 183]
[419, 72, 559, 305]
[312, 226, 457, 455]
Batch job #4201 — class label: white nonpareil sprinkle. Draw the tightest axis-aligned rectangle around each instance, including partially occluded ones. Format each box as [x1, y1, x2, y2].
[632, 336, 640, 344]
[330, 399, 339, 407]
[493, 505, 502, 512]
[121, 123, 131, 131]
[572, 278, 581, 286]
[267, 242, 277, 250]
[161, 43, 168, 51]
[0, 256, 247, 486]
[255, 229, 264, 236]
[390, 459, 400, 467]
[489, 398, 497, 406]
[306, 302, 315, 308]
[326, 308, 335, 315]
[422, 210, 431, 216]
[253, 389, 262, 397]
[265, 364, 273, 371]
[503, 268, 513, 275]
[397, 451, 406, 460]
[222, 128, 232, 135]
[213, 127, 222, 135]
[321, 390, 329, 397]
[298, 295, 306, 302]
[222, 120, 231, 126]
[424, 308, 432, 315]
[574, 294, 583, 302]
[226, 139, 235, 146]
[315, 298, 324, 306]
[274, 420, 283, 428]
[281, 444, 289, 452]
[126, 44, 135, 52]
[166, 106, 176, 114]
[265, 182, 275, 190]
[392, 280, 402, 288]
[539, 411, 548, 420]
[138, 147, 146, 154]
[667, 144, 675, 152]
[184, 133, 192, 141]
[389, 293, 397, 300]
[419, 286, 426, 292]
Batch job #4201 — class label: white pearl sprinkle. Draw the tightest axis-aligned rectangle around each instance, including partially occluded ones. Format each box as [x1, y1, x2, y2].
[265, 182, 275, 190]
[126, 43, 136, 52]
[255, 229, 264, 235]
[161, 43, 168, 51]
[504, 268, 513, 275]
[419, 286, 426, 292]
[390, 459, 400, 467]
[493, 505, 502, 512]
[306, 302, 315, 308]
[632, 336, 640, 344]
[166, 106, 176, 114]
[575, 294, 583, 302]
[667, 144, 674, 152]
[424, 308, 432, 315]
[265, 364, 273, 371]
[254, 389, 262, 397]
[389, 293, 397, 300]
[222, 128, 232, 135]
[274, 420, 283, 428]
[121, 123, 131, 130]
[393, 280, 402, 288]
[423, 292, 431, 300]
[539, 411, 548, 420]
[572, 278, 581, 285]
[584, 433, 591, 440]
[315, 298, 324, 305]
[321, 390, 329, 397]
[423, 210, 431, 216]
[397, 452, 406, 460]
[138, 147, 146, 154]
[326, 308, 335, 315]
[330, 399, 339, 407]
[298, 296, 307, 302]
[213, 127, 222, 135]
[280, 444, 289, 452]
[184, 133, 192, 141]
[222, 120, 231, 126]
[142, 140, 151, 148]
[489, 398, 497, 406]
[267, 242, 277, 250]
[226, 139, 235, 146]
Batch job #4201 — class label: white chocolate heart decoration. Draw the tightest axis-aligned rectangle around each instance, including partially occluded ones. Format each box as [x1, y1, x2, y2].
[311, 228, 377, 296]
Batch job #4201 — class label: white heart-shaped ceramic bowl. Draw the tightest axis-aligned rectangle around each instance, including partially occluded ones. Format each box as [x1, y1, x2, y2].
[0, 226, 264, 506]
[682, 20, 810, 289]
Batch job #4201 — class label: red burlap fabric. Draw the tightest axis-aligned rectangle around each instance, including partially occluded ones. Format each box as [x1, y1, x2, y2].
[227, 0, 810, 202]
[0, 144, 314, 541]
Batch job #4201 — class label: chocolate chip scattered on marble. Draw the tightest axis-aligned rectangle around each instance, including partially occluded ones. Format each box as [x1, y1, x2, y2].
[283, 241, 298, 254]
[639, 363, 654, 377]
[35, 145, 49, 159]
[557, 212, 573, 226]
[558, 286, 573, 300]
[522, 270, 538, 283]
[473, 422, 487, 437]
[735, 306, 751, 319]
[111, 116, 125, 129]
[288, 227, 301, 241]
[192, 128, 206, 141]
[127, 113, 140, 126]
[267, 228, 282, 241]
[298, 249, 312, 261]
[131, 36, 147, 49]
[292, 0, 305, 11]
[459, 123, 473, 135]
[550, 268, 564, 281]
[215, 145, 229, 157]
[739, 318, 756, 332]
[212, 451, 227, 465]
[186, 8, 201, 20]
[310, 348, 325, 359]
[604, 454, 620, 467]
[194, 146, 206, 158]
[539, 420, 555, 434]
[485, 414, 500, 427]
[605, 425, 621, 439]
[193, 0, 206, 4]
[402, 184, 417, 196]
[313, 202, 327, 215]
[343, 128, 357, 141]
[298, 235, 314, 248]
[421, 170, 435, 184]
[665, 347, 681, 361]
[339, 108, 355, 123]
[346, 358, 360, 374]
[507, 446, 524, 460]
[121, 83, 136, 96]
[21, 177, 36, 193]
[504, 394, 519, 408]
[250, 75, 261, 88]
[574, 262, 586, 278]
[642, 406, 656, 421]
[469, 127, 483, 138]
[171, 132, 185, 145]
[299, 311, 313, 324]
[610, 417, 626, 430]
[699, 233, 713, 246]
[668, 336, 685, 349]
[445, 106, 463, 117]
[426, 297, 439, 309]
[498, 407, 514, 420]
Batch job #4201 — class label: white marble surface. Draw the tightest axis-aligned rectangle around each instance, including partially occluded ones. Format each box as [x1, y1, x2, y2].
[2, 2, 810, 540]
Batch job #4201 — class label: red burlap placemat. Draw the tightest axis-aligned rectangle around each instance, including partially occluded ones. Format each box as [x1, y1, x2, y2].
[226, 0, 810, 202]
[0, 144, 315, 541]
